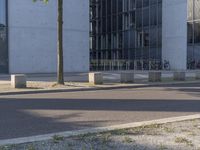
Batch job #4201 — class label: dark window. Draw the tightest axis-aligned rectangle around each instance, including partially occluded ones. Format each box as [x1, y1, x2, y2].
[90, 0, 162, 71]
[0, 0, 8, 73]
[187, 0, 200, 69]
[194, 21, 200, 43]
[187, 22, 193, 44]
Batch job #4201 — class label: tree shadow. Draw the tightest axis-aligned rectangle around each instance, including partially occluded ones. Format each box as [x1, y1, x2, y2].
[0, 97, 200, 140]
[161, 82, 200, 97]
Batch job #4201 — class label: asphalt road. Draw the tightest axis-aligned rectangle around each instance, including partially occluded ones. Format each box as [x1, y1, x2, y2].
[1, 83, 200, 140]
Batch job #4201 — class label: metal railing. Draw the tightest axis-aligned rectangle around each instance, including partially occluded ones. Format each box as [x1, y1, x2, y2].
[90, 59, 162, 71]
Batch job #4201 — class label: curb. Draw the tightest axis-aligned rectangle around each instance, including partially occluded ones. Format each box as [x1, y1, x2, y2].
[0, 114, 200, 146]
[0, 80, 200, 96]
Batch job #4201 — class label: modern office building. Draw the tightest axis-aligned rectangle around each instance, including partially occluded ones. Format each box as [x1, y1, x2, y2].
[1, 0, 199, 74]
[90, 0, 200, 71]
[0, 0, 89, 74]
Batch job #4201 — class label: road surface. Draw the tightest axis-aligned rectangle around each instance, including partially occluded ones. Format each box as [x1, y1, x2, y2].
[0, 83, 200, 140]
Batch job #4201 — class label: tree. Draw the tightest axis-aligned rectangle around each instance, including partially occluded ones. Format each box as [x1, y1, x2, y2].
[33, 0, 64, 85]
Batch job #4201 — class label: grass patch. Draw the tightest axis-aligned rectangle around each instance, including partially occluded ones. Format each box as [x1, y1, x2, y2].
[174, 137, 194, 147]
[123, 136, 134, 144]
[26, 145, 36, 150]
[108, 124, 163, 136]
[0, 145, 16, 150]
[187, 131, 197, 136]
[110, 128, 129, 135]
[143, 123, 162, 129]
[52, 135, 64, 143]
[162, 126, 174, 133]
[100, 133, 112, 144]
[158, 143, 168, 150]
[181, 129, 191, 133]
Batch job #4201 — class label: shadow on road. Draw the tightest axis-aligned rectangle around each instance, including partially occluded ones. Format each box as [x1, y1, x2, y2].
[0, 98, 200, 112]
[159, 82, 200, 97]
[0, 96, 200, 140]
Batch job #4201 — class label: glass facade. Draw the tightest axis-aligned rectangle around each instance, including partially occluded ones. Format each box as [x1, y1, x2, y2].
[90, 0, 162, 71]
[0, 0, 8, 73]
[187, 0, 200, 69]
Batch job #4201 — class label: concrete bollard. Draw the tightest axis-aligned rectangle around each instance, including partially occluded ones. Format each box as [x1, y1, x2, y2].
[120, 72, 134, 83]
[89, 72, 103, 85]
[195, 71, 200, 80]
[148, 71, 161, 82]
[11, 74, 27, 88]
[173, 71, 186, 81]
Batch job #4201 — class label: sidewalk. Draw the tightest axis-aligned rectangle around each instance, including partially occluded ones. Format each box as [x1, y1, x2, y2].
[0, 72, 199, 95]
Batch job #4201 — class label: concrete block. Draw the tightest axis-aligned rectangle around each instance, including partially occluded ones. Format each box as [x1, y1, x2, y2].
[195, 71, 200, 80]
[11, 74, 27, 88]
[89, 72, 103, 85]
[149, 71, 161, 82]
[120, 72, 134, 83]
[173, 71, 186, 81]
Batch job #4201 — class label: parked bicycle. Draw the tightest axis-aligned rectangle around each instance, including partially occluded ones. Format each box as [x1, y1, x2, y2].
[163, 60, 170, 70]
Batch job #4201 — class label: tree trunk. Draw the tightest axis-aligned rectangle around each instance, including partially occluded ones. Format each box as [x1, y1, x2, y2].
[57, 0, 64, 84]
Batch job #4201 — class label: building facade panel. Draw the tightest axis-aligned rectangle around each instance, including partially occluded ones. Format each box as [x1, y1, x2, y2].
[8, 0, 89, 74]
[1, 0, 199, 73]
[162, 0, 187, 70]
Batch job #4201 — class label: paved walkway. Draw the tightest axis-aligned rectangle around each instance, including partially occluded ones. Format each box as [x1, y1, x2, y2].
[0, 71, 199, 95]
[0, 71, 197, 83]
[0, 82, 200, 140]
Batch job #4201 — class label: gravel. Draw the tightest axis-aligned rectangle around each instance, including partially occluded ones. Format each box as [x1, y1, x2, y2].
[1, 119, 200, 150]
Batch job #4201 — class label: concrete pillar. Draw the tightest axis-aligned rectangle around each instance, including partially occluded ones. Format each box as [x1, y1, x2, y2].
[173, 71, 186, 81]
[89, 72, 103, 85]
[195, 71, 200, 79]
[11, 74, 27, 88]
[120, 72, 134, 83]
[149, 71, 162, 82]
[162, 0, 187, 70]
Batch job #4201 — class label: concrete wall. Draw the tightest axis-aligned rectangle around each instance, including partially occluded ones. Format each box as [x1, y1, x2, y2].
[162, 0, 187, 70]
[8, 0, 89, 73]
